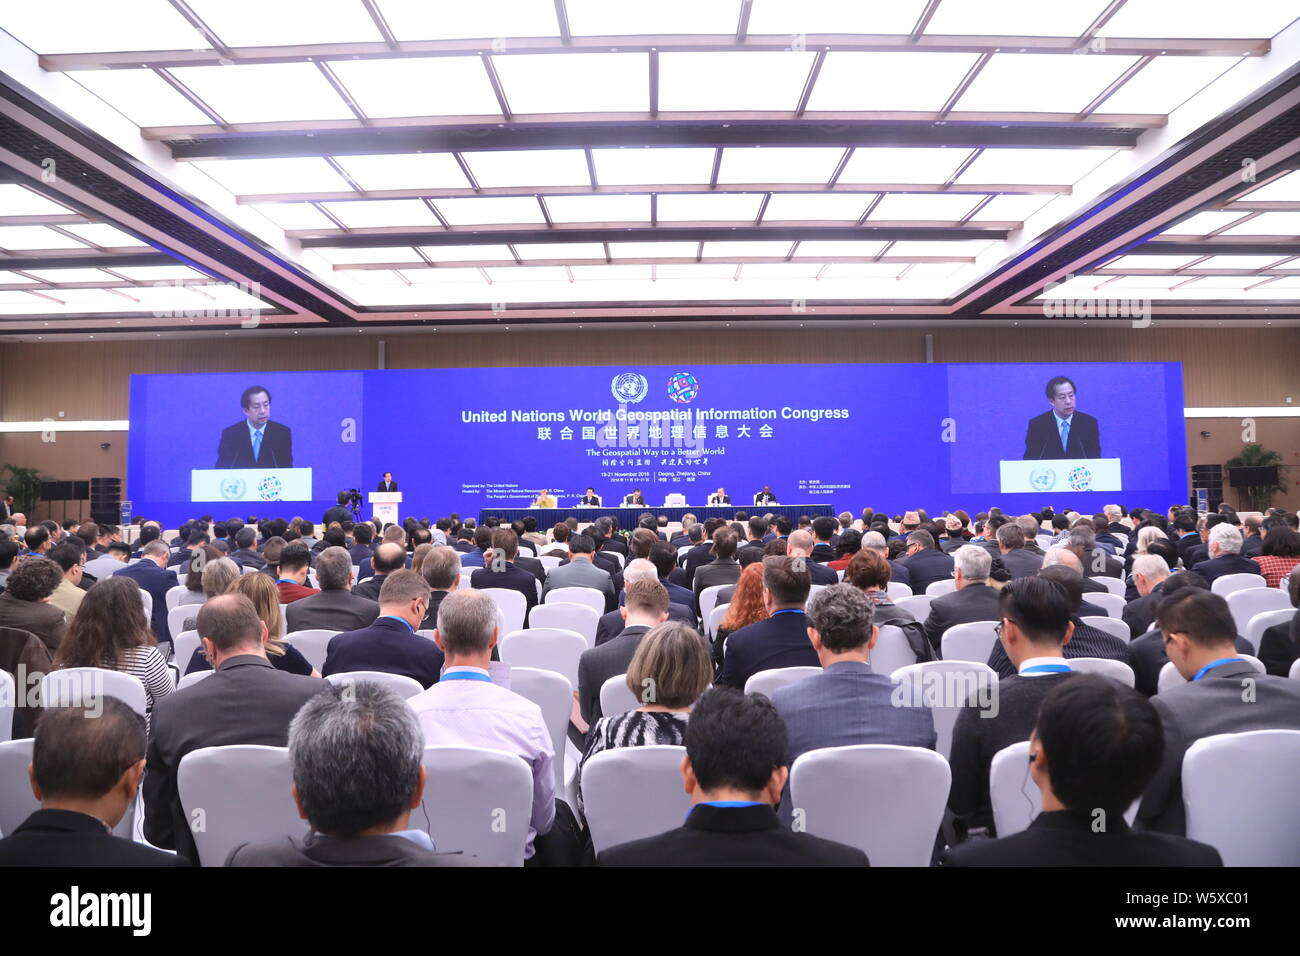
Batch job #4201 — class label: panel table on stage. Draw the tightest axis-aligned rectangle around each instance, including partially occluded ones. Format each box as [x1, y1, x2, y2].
[479, 504, 835, 526]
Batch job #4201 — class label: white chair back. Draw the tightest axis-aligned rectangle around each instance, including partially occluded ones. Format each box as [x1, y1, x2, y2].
[241, 565, 257, 574]
[528, 603, 599, 647]
[925, 579, 956, 597]
[178, 744, 300, 866]
[177, 671, 212, 690]
[1211, 572, 1268, 597]
[138, 587, 153, 621]
[420, 745, 534, 866]
[599, 674, 641, 717]
[789, 744, 950, 867]
[890, 660, 998, 760]
[1081, 615, 1133, 643]
[282, 629, 341, 672]
[499, 628, 587, 687]
[0, 671, 13, 745]
[1226, 588, 1291, 641]
[278, 605, 288, 639]
[940, 620, 998, 665]
[896, 594, 933, 622]
[538, 555, 563, 574]
[324, 671, 423, 698]
[1244, 608, 1293, 654]
[1087, 576, 1126, 597]
[1290, 658, 1300, 680]
[478, 588, 527, 635]
[885, 581, 912, 601]
[1066, 657, 1135, 686]
[1158, 655, 1265, 693]
[604, 551, 624, 568]
[352, 564, 361, 582]
[506, 667, 573, 794]
[172, 630, 201, 673]
[545, 586, 605, 618]
[698, 584, 729, 630]
[870, 625, 918, 677]
[0, 738, 37, 836]
[1183, 729, 1300, 866]
[707, 603, 729, 638]
[806, 584, 827, 606]
[167, 603, 202, 642]
[989, 741, 1039, 837]
[39, 668, 147, 717]
[1086, 592, 1126, 618]
[744, 666, 822, 698]
[582, 745, 691, 854]
[165, 584, 194, 612]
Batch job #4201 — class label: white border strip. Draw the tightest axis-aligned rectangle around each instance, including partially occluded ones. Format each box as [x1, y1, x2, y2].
[1184, 407, 1300, 418]
[0, 420, 129, 432]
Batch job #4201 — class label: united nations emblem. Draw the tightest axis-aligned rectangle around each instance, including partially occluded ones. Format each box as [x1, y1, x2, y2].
[611, 372, 648, 404]
[1029, 468, 1056, 492]
[220, 477, 246, 501]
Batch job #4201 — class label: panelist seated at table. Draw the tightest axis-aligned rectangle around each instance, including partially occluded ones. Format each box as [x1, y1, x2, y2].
[707, 488, 731, 505]
[534, 489, 557, 508]
[579, 488, 602, 506]
[623, 489, 647, 506]
[754, 486, 779, 506]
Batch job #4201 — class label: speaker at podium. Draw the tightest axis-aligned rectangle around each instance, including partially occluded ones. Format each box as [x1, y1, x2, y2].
[369, 491, 402, 527]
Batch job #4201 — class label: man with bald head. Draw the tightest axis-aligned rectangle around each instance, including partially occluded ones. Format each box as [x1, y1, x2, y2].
[144, 593, 326, 864]
[595, 558, 695, 645]
[351, 542, 407, 602]
[786, 530, 838, 585]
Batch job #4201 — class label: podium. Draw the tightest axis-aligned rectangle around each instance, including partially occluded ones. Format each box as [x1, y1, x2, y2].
[1000, 458, 1121, 494]
[369, 491, 402, 527]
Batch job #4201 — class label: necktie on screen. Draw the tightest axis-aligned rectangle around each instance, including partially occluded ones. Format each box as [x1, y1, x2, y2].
[252, 428, 263, 462]
[1059, 419, 1070, 453]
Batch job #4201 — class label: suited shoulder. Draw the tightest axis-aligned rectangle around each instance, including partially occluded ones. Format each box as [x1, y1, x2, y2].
[769, 669, 823, 707]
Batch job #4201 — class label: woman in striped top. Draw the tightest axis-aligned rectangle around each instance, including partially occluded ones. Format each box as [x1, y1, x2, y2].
[52, 575, 174, 734]
[576, 621, 714, 820]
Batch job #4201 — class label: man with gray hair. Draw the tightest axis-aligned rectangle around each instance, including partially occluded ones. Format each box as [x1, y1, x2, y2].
[113, 538, 179, 642]
[226, 682, 478, 867]
[323, 569, 443, 688]
[1066, 523, 1122, 579]
[595, 558, 694, 645]
[286, 546, 380, 633]
[1122, 554, 1173, 639]
[1193, 523, 1258, 586]
[899, 528, 955, 595]
[771, 584, 936, 822]
[861, 529, 912, 588]
[407, 588, 556, 863]
[1016, 515, 1046, 555]
[996, 523, 1043, 580]
[418, 545, 462, 629]
[921, 545, 1000, 652]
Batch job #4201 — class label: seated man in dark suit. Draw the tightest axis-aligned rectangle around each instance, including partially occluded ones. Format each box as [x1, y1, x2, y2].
[577, 579, 671, 725]
[1123, 554, 1173, 639]
[144, 594, 326, 865]
[596, 559, 694, 645]
[351, 542, 407, 602]
[945, 676, 1222, 867]
[348, 522, 375, 566]
[1127, 572, 1249, 696]
[808, 516, 837, 563]
[786, 530, 838, 585]
[996, 524, 1043, 579]
[1193, 524, 1260, 586]
[0, 700, 187, 867]
[772, 584, 935, 822]
[1023, 375, 1101, 460]
[899, 529, 954, 595]
[598, 687, 867, 867]
[647, 542, 697, 608]
[227, 682, 476, 867]
[215, 384, 293, 468]
[111, 540, 178, 644]
[470, 528, 539, 623]
[692, 526, 743, 607]
[987, 564, 1129, 679]
[287, 546, 380, 633]
[922, 545, 1000, 652]
[949, 577, 1081, 836]
[324, 570, 444, 688]
[716, 556, 818, 689]
[1259, 566, 1299, 677]
[229, 526, 266, 571]
[1137, 588, 1300, 834]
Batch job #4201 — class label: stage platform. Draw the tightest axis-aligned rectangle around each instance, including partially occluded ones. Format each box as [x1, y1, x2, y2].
[478, 504, 834, 526]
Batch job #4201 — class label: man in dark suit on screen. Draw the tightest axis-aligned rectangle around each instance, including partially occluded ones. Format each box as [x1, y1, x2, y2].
[215, 385, 293, 468]
[1023, 375, 1101, 460]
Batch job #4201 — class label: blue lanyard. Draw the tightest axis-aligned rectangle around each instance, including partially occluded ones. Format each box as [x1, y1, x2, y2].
[441, 670, 492, 682]
[378, 615, 415, 633]
[1193, 658, 1242, 682]
[276, 578, 300, 585]
[1021, 663, 1072, 674]
[771, 609, 804, 617]
[699, 800, 762, 808]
